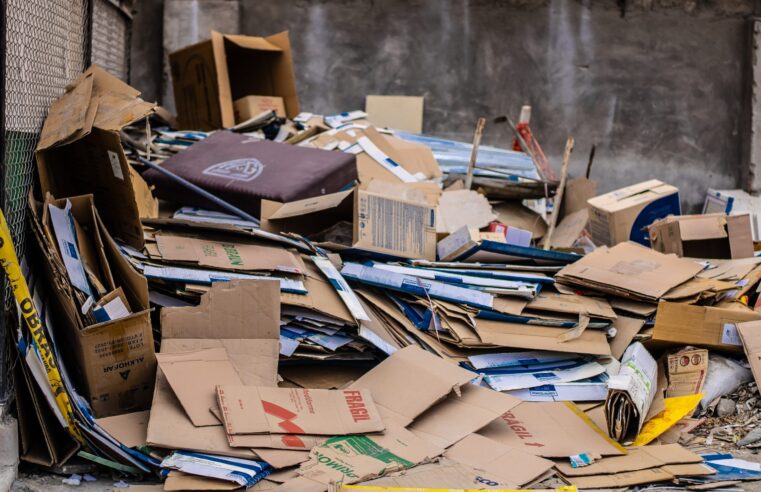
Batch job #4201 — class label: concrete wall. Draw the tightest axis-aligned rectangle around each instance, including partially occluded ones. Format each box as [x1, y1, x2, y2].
[131, 0, 753, 211]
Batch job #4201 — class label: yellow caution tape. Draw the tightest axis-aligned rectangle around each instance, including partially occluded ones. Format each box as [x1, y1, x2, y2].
[632, 393, 703, 446]
[340, 487, 578, 492]
[0, 209, 84, 444]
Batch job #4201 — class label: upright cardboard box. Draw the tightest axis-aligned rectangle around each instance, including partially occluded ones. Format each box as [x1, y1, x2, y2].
[587, 179, 680, 246]
[233, 95, 286, 121]
[648, 213, 753, 259]
[170, 31, 299, 129]
[31, 194, 156, 417]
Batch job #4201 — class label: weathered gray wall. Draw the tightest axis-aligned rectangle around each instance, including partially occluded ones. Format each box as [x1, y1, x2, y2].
[131, 0, 752, 211]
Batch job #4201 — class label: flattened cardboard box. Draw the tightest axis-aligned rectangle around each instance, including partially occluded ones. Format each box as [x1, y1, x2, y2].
[217, 386, 384, 436]
[347, 345, 474, 426]
[648, 213, 753, 259]
[474, 318, 612, 356]
[347, 458, 523, 491]
[587, 179, 680, 246]
[444, 434, 554, 488]
[153, 233, 305, 275]
[36, 65, 155, 249]
[478, 401, 626, 458]
[32, 194, 155, 417]
[170, 30, 299, 129]
[652, 301, 761, 353]
[288, 422, 443, 489]
[147, 280, 306, 467]
[555, 241, 702, 302]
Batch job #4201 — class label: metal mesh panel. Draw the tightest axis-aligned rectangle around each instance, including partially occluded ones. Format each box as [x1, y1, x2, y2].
[91, 0, 130, 81]
[0, 0, 89, 403]
[3, 0, 88, 249]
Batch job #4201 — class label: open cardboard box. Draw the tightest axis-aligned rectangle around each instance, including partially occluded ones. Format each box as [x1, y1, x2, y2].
[261, 183, 437, 260]
[648, 213, 753, 259]
[35, 65, 156, 250]
[170, 31, 299, 129]
[31, 193, 155, 417]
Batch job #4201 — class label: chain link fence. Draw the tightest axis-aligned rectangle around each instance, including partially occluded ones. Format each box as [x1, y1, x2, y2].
[0, 0, 131, 406]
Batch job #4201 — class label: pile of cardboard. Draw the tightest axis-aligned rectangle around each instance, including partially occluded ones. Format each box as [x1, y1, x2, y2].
[12, 28, 761, 492]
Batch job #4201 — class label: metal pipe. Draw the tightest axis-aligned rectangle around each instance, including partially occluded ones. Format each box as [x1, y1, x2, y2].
[133, 154, 261, 227]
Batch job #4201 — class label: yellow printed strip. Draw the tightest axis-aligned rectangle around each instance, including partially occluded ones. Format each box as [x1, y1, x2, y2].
[0, 209, 84, 444]
[563, 401, 627, 454]
[340, 487, 578, 492]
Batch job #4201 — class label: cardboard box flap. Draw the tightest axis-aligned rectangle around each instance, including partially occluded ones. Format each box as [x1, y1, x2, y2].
[223, 33, 282, 52]
[265, 189, 354, 220]
[526, 292, 616, 320]
[589, 179, 676, 212]
[146, 370, 259, 459]
[555, 443, 701, 477]
[737, 320, 761, 388]
[38, 70, 96, 150]
[93, 90, 157, 132]
[555, 242, 702, 300]
[444, 434, 555, 488]
[678, 215, 728, 241]
[161, 279, 280, 340]
[409, 384, 521, 449]
[94, 411, 149, 448]
[156, 348, 243, 427]
[347, 346, 474, 426]
[38, 65, 155, 151]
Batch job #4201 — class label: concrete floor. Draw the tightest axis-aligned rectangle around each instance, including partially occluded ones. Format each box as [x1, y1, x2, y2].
[11, 473, 162, 491]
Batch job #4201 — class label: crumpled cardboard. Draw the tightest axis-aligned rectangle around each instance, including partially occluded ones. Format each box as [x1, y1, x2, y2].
[36, 65, 156, 249]
[605, 342, 658, 443]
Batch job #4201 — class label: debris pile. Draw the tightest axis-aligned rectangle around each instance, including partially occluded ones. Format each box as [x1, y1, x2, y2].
[8, 30, 761, 491]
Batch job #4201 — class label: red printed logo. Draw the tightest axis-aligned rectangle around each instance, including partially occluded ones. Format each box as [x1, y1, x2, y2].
[343, 390, 371, 423]
[281, 434, 306, 448]
[261, 400, 305, 434]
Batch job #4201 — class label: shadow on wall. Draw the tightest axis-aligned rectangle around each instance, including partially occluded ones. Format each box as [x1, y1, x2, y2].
[131, 0, 751, 212]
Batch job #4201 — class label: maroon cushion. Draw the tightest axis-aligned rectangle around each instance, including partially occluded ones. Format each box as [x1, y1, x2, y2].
[143, 131, 357, 216]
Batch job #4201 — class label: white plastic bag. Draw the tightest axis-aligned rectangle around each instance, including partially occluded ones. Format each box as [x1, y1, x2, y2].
[700, 355, 752, 409]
